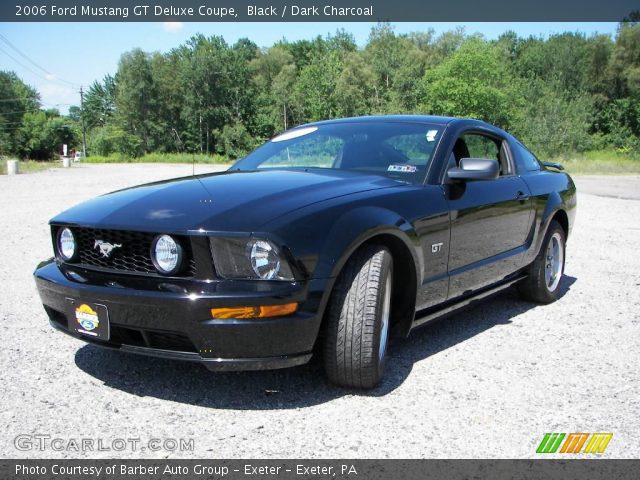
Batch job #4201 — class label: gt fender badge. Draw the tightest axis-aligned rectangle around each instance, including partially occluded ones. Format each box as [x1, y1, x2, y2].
[94, 240, 122, 258]
[431, 242, 443, 254]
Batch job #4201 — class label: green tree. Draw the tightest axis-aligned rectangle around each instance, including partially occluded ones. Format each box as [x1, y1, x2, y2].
[29, 24, 637, 160]
[293, 50, 343, 121]
[420, 38, 521, 128]
[15, 110, 77, 159]
[115, 49, 159, 153]
[250, 46, 297, 135]
[83, 75, 116, 130]
[335, 52, 378, 116]
[178, 35, 234, 153]
[0, 71, 40, 155]
[514, 33, 591, 96]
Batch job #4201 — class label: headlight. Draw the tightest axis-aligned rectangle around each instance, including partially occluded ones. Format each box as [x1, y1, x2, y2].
[250, 240, 282, 280]
[151, 234, 183, 275]
[209, 237, 294, 281]
[57, 227, 77, 261]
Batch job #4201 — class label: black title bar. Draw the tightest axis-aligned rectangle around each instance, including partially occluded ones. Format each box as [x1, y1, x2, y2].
[3, 0, 639, 22]
[3, 459, 640, 480]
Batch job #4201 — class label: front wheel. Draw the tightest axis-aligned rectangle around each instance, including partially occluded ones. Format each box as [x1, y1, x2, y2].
[323, 245, 393, 389]
[519, 220, 566, 304]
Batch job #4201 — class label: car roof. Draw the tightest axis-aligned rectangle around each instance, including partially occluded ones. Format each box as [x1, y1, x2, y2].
[304, 115, 475, 127]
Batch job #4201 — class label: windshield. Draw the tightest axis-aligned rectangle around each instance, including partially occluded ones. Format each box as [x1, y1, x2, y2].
[232, 122, 443, 184]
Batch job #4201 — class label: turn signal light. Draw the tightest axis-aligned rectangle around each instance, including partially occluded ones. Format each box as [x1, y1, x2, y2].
[210, 303, 298, 319]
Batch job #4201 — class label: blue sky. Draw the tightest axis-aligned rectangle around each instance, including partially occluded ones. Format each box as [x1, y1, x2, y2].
[0, 22, 619, 112]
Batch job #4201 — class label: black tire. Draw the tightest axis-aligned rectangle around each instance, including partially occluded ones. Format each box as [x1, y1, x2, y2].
[518, 220, 566, 304]
[323, 244, 393, 389]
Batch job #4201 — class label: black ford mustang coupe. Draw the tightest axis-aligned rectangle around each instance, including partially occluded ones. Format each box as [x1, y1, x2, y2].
[35, 116, 576, 388]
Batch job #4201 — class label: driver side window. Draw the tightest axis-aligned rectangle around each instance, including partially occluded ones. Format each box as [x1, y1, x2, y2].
[464, 133, 499, 160]
[452, 133, 512, 176]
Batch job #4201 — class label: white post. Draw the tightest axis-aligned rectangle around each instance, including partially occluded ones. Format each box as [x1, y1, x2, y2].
[6, 160, 19, 175]
[62, 157, 71, 168]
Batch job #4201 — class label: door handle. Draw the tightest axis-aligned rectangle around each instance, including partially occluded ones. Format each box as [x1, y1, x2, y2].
[516, 191, 530, 201]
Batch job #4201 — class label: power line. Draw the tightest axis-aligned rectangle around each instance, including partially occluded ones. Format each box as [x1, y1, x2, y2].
[0, 33, 52, 76]
[0, 45, 80, 93]
[0, 46, 50, 82]
[0, 33, 80, 88]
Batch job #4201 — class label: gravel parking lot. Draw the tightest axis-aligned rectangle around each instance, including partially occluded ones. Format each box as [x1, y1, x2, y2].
[0, 164, 638, 459]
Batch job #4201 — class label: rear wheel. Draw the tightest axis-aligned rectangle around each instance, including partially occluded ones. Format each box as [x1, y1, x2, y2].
[323, 245, 393, 389]
[519, 220, 566, 304]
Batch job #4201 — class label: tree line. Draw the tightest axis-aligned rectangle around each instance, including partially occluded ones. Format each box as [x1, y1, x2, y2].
[1, 23, 639, 161]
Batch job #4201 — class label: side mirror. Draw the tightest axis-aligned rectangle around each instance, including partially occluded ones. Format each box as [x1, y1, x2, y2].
[447, 158, 499, 181]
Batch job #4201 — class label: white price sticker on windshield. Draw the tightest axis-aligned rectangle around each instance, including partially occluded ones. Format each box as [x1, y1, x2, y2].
[388, 164, 417, 173]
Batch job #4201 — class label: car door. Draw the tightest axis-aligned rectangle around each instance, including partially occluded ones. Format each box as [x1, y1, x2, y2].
[444, 131, 533, 298]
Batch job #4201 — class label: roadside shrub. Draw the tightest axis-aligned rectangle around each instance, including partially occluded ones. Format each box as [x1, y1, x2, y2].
[214, 122, 258, 160]
[89, 125, 144, 158]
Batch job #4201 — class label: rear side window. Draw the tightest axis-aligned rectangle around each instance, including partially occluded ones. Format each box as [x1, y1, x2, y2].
[514, 142, 541, 173]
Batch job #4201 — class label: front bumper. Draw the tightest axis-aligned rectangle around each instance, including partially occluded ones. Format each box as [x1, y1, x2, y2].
[34, 259, 322, 371]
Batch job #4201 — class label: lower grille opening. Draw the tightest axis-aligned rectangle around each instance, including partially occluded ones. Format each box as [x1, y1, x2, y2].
[110, 325, 197, 353]
[109, 325, 145, 347]
[44, 306, 68, 328]
[144, 331, 197, 352]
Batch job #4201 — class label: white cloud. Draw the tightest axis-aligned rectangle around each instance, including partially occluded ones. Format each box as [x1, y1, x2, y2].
[162, 22, 184, 33]
[38, 83, 78, 113]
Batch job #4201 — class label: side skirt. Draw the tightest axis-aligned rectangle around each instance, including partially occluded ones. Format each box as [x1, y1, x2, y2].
[411, 274, 527, 330]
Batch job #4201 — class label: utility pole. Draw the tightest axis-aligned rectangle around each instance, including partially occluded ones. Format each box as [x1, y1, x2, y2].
[79, 86, 87, 159]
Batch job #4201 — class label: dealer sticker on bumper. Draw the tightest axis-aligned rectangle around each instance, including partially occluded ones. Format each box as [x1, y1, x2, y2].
[76, 304, 99, 333]
[70, 302, 110, 340]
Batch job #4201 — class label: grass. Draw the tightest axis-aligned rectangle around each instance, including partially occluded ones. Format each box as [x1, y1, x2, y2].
[550, 150, 640, 175]
[0, 158, 55, 175]
[82, 152, 230, 164]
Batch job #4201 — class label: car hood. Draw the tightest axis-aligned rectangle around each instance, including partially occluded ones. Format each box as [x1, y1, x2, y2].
[51, 169, 403, 232]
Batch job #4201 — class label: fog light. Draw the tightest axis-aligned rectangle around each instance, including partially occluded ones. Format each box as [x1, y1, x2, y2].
[57, 227, 77, 261]
[151, 234, 183, 275]
[210, 303, 298, 319]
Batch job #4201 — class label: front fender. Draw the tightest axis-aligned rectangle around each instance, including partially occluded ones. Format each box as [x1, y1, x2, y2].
[313, 205, 421, 281]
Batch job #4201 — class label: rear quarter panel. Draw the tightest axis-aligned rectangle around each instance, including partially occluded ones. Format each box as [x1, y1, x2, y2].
[519, 169, 577, 265]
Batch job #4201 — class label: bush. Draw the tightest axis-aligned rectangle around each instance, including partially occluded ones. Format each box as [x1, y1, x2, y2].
[512, 80, 594, 157]
[15, 112, 78, 160]
[214, 122, 258, 160]
[89, 125, 144, 158]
